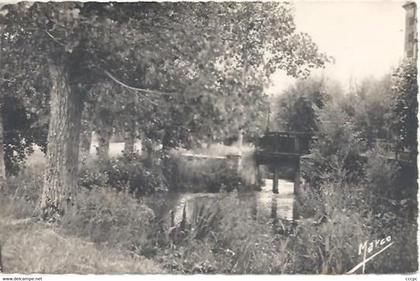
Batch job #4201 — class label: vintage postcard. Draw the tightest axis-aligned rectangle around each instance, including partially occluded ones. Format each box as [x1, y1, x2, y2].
[0, 1, 417, 280]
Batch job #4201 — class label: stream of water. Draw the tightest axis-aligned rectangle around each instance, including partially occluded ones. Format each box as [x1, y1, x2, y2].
[144, 178, 295, 225]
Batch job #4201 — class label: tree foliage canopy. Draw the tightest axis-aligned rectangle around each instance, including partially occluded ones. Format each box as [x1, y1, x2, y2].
[274, 76, 340, 133]
[1, 2, 330, 150]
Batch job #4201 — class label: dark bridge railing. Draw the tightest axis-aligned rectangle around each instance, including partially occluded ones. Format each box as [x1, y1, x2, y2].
[368, 138, 416, 163]
[256, 131, 314, 155]
[255, 132, 415, 166]
[255, 131, 315, 165]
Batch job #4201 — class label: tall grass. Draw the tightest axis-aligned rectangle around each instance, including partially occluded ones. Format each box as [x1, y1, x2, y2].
[1, 168, 43, 219]
[294, 146, 418, 274]
[61, 187, 155, 252]
[2, 143, 416, 274]
[291, 182, 370, 274]
[1, 223, 162, 274]
[154, 192, 292, 273]
[0, 178, 162, 274]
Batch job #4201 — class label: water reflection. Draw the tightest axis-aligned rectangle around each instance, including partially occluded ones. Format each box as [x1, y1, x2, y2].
[254, 178, 294, 221]
[145, 178, 295, 225]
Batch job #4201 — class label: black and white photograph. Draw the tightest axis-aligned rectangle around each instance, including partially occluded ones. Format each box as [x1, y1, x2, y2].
[0, 0, 417, 277]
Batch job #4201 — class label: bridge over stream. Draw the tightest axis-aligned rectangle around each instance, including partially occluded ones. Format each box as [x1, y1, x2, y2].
[167, 131, 415, 223]
[254, 131, 416, 194]
[255, 131, 313, 194]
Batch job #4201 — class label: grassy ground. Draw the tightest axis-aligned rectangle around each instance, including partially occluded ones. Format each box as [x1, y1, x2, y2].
[1, 148, 417, 274]
[1, 180, 417, 274]
[0, 182, 377, 274]
[0, 179, 163, 274]
[0, 219, 162, 274]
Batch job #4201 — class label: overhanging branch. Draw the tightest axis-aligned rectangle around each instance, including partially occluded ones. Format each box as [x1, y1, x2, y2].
[44, 30, 65, 47]
[104, 70, 173, 97]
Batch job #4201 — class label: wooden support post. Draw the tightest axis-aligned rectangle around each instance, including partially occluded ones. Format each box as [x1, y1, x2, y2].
[273, 165, 279, 194]
[256, 164, 262, 190]
[238, 129, 243, 149]
[0, 244, 3, 273]
[250, 190, 258, 220]
[294, 136, 300, 153]
[294, 164, 300, 192]
[270, 196, 278, 220]
[271, 196, 278, 231]
[170, 210, 175, 227]
[293, 161, 300, 220]
[180, 203, 187, 231]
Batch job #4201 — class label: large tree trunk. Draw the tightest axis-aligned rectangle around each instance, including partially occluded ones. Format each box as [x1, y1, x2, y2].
[41, 63, 83, 216]
[141, 136, 155, 166]
[140, 133, 148, 157]
[237, 128, 244, 149]
[97, 129, 111, 160]
[79, 124, 92, 163]
[124, 120, 136, 154]
[79, 106, 93, 165]
[96, 110, 113, 160]
[0, 109, 6, 191]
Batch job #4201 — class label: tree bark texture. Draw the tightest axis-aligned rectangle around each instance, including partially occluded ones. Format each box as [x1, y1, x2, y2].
[41, 63, 83, 215]
[141, 136, 155, 165]
[124, 119, 136, 154]
[96, 109, 113, 160]
[79, 106, 93, 164]
[0, 110, 6, 191]
[238, 129, 244, 148]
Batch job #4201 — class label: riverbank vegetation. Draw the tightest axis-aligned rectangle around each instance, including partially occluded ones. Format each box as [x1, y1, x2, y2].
[0, 2, 417, 275]
[1, 130, 417, 274]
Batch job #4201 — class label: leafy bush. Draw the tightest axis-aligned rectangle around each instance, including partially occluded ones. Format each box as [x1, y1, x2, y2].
[294, 180, 324, 218]
[61, 187, 155, 252]
[364, 147, 400, 203]
[79, 153, 166, 195]
[291, 182, 370, 274]
[78, 162, 109, 188]
[361, 148, 417, 273]
[1, 169, 163, 274]
[3, 95, 48, 176]
[162, 153, 248, 193]
[1, 168, 43, 218]
[302, 101, 365, 188]
[297, 89, 417, 273]
[295, 175, 417, 273]
[368, 215, 418, 273]
[80, 150, 255, 194]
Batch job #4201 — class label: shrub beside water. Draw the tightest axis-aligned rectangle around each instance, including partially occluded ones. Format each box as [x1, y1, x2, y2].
[79, 152, 252, 194]
[61, 187, 155, 252]
[1, 168, 43, 219]
[1, 171, 162, 274]
[2, 141, 416, 274]
[292, 182, 370, 274]
[163, 153, 249, 193]
[79, 153, 167, 195]
[153, 192, 292, 273]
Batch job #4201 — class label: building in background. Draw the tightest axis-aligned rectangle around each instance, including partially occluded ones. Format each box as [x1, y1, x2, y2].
[403, 1, 417, 59]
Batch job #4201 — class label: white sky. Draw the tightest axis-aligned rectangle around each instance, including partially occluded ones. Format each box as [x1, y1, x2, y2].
[267, 1, 407, 95]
